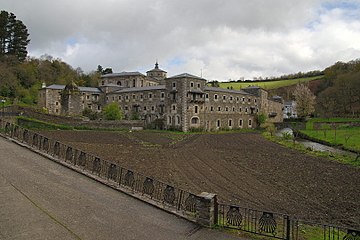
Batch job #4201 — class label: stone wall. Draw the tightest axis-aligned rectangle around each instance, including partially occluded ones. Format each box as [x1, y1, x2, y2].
[15, 106, 144, 130]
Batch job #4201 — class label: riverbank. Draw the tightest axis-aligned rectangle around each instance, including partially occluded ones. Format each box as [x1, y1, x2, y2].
[266, 131, 359, 167]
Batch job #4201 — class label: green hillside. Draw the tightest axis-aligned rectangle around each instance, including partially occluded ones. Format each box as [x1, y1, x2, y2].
[219, 76, 324, 90]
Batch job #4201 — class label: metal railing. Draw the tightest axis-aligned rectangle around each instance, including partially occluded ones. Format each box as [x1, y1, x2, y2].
[217, 203, 360, 240]
[1, 118, 359, 240]
[0, 119, 198, 221]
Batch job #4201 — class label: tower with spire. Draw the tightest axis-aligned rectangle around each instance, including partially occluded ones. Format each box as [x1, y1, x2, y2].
[146, 61, 167, 82]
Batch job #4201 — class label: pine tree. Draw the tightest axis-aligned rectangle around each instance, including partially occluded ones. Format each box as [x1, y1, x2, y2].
[0, 10, 30, 61]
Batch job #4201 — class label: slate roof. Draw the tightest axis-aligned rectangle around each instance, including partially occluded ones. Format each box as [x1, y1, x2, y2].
[204, 86, 252, 95]
[101, 72, 145, 78]
[168, 73, 205, 80]
[45, 84, 102, 93]
[113, 85, 166, 93]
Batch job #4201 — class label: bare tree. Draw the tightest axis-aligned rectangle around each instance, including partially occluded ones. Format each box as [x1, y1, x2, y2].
[293, 84, 316, 118]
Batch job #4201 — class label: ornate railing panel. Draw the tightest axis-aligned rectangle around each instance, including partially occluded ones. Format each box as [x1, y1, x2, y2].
[1, 121, 358, 240]
[218, 204, 290, 239]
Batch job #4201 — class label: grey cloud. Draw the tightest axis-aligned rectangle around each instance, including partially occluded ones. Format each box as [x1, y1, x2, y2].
[2, 0, 360, 79]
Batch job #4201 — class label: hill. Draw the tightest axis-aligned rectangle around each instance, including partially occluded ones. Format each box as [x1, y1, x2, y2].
[218, 75, 324, 90]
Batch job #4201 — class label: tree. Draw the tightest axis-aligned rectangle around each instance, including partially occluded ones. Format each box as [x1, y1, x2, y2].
[293, 84, 316, 118]
[103, 102, 123, 120]
[0, 11, 30, 61]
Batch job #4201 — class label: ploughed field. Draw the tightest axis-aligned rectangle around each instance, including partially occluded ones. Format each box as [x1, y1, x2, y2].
[39, 130, 360, 228]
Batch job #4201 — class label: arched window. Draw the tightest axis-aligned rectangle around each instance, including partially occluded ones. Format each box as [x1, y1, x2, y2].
[191, 117, 199, 124]
[117, 81, 121, 86]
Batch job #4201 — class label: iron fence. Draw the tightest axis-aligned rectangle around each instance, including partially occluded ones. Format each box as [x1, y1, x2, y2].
[1, 120, 359, 240]
[1, 121, 198, 221]
[217, 203, 360, 240]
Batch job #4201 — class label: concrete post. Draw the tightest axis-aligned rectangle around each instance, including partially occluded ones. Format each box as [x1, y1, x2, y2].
[196, 192, 218, 227]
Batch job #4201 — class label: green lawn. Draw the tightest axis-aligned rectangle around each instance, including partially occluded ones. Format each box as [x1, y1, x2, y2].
[302, 126, 360, 152]
[218, 76, 323, 90]
[306, 118, 360, 130]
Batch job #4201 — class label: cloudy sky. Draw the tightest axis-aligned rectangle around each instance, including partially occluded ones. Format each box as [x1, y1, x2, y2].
[2, 0, 360, 80]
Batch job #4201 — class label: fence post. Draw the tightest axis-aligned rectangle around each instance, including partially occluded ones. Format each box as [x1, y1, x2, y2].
[285, 215, 291, 240]
[196, 192, 217, 227]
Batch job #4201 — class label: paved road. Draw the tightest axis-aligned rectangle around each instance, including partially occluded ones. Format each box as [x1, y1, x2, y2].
[0, 136, 246, 240]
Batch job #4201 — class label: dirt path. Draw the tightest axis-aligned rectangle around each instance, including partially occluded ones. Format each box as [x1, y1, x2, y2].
[39, 130, 360, 228]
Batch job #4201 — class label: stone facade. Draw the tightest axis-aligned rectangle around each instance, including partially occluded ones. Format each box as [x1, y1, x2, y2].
[38, 63, 283, 131]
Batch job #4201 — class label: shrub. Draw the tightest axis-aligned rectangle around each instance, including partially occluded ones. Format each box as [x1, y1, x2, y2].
[102, 102, 123, 120]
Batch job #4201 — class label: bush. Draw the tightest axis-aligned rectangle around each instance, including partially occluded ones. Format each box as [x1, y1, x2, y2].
[102, 102, 123, 120]
[82, 108, 99, 120]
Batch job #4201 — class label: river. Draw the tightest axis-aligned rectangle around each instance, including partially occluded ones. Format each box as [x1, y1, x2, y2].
[276, 128, 357, 158]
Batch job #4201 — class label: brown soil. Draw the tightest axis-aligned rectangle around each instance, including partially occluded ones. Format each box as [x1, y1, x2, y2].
[39, 130, 360, 228]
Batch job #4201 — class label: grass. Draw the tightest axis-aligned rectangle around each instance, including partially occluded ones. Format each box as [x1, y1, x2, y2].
[263, 132, 360, 167]
[301, 126, 360, 152]
[303, 118, 360, 152]
[218, 76, 323, 90]
[16, 116, 127, 132]
[306, 118, 360, 130]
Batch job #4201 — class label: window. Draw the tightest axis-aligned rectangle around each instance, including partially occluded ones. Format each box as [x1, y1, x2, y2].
[194, 105, 198, 114]
[151, 106, 155, 111]
[140, 94, 143, 99]
[239, 107, 242, 112]
[101, 81, 105, 85]
[125, 95, 129, 100]
[190, 82, 194, 87]
[218, 107, 221, 111]
[132, 94, 136, 99]
[248, 98, 251, 103]
[210, 106, 214, 111]
[223, 95, 226, 100]
[217, 119, 221, 128]
[161, 92, 165, 98]
[225, 107, 229, 112]
[229, 119, 232, 127]
[144, 106, 147, 111]
[117, 81, 121, 86]
[118, 96, 122, 100]
[168, 116, 172, 124]
[254, 99, 257, 103]
[248, 119, 252, 127]
[245, 108, 248, 113]
[239, 119, 243, 127]
[232, 107, 235, 112]
[205, 94, 209, 99]
[132, 79, 136, 87]
[172, 105, 176, 110]
[214, 94, 218, 100]
[55, 102, 59, 106]
[87, 95, 90, 100]
[191, 117, 199, 124]
[149, 93, 152, 99]
[125, 106, 128, 110]
[172, 82, 176, 88]
[197, 83, 200, 88]
[177, 116, 181, 125]
[242, 97, 245, 102]
[230, 96, 233, 101]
